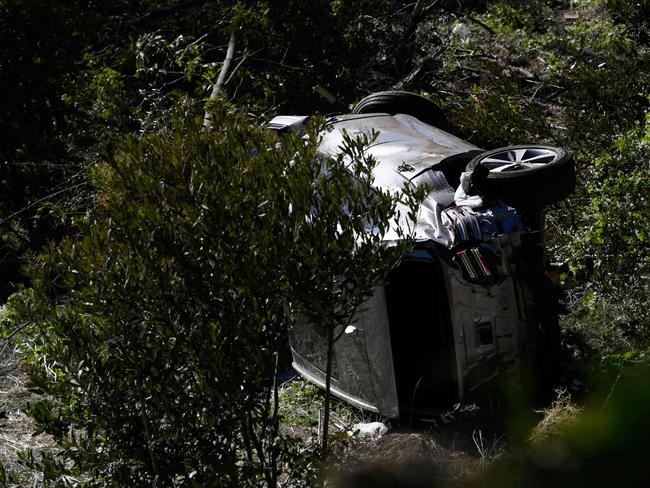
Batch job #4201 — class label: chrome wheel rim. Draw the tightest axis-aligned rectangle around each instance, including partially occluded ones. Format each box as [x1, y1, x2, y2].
[480, 148, 559, 173]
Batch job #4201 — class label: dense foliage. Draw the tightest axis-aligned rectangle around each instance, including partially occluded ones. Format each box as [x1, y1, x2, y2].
[21, 104, 318, 486]
[564, 111, 650, 349]
[8, 103, 414, 485]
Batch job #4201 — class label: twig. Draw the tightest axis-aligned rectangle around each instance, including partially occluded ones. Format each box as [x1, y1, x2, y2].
[466, 15, 495, 34]
[454, 53, 495, 60]
[227, 76, 246, 103]
[529, 83, 544, 102]
[3, 322, 30, 341]
[0, 322, 31, 357]
[270, 351, 280, 486]
[249, 56, 307, 71]
[137, 373, 160, 486]
[0, 181, 89, 226]
[408, 377, 423, 433]
[190, 33, 208, 46]
[280, 43, 291, 65]
[160, 75, 186, 89]
[224, 51, 250, 86]
[472, 429, 505, 466]
[321, 323, 335, 456]
[412, 0, 425, 18]
[601, 371, 621, 410]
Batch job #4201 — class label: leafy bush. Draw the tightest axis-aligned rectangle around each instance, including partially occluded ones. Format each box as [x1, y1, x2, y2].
[484, 366, 650, 488]
[543, 16, 650, 150]
[606, 0, 650, 43]
[566, 106, 650, 347]
[485, 1, 536, 33]
[11, 100, 414, 486]
[451, 85, 549, 148]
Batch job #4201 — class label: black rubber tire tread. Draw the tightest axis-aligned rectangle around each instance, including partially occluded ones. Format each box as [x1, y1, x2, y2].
[431, 150, 485, 188]
[352, 91, 450, 131]
[466, 145, 575, 209]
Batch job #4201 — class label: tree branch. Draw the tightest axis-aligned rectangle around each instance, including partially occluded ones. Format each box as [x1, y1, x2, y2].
[412, 0, 425, 18]
[204, 31, 236, 128]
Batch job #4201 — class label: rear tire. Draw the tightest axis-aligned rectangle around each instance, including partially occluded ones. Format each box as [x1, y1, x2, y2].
[352, 91, 450, 131]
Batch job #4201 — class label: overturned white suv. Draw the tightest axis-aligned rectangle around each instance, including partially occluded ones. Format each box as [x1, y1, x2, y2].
[270, 91, 575, 419]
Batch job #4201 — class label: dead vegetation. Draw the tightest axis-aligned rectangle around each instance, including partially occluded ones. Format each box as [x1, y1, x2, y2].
[338, 432, 485, 486]
[278, 377, 505, 486]
[529, 389, 582, 444]
[0, 339, 55, 486]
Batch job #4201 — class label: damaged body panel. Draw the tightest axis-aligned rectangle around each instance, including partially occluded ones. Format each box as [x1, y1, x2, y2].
[277, 94, 573, 419]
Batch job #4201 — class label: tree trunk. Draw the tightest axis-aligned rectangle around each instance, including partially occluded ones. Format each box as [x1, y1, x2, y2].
[204, 31, 236, 128]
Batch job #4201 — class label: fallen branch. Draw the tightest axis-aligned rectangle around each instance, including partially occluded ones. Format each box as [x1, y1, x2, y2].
[466, 15, 495, 35]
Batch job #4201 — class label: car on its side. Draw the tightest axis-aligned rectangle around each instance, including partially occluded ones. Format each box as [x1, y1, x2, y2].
[270, 91, 575, 419]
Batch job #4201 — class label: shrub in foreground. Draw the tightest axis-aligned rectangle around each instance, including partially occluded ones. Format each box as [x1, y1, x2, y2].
[567, 107, 650, 348]
[12, 101, 411, 486]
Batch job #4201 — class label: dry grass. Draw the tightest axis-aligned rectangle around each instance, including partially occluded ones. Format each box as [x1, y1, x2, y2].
[336, 431, 486, 487]
[278, 378, 492, 486]
[529, 388, 582, 445]
[0, 340, 56, 487]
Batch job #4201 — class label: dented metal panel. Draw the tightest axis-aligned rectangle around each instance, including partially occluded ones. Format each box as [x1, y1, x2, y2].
[319, 114, 477, 194]
[290, 287, 399, 416]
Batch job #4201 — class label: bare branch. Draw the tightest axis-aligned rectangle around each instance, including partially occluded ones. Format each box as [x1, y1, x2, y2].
[204, 31, 236, 128]
[412, 0, 425, 18]
[249, 56, 307, 71]
[0, 181, 89, 226]
[313, 85, 337, 104]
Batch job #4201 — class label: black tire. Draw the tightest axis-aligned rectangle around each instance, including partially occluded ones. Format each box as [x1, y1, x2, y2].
[351, 91, 450, 131]
[433, 150, 484, 188]
[465, 145, 575, 209]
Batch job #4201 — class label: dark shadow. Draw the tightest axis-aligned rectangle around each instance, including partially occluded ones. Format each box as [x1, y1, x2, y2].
[385, 252, 457, 419]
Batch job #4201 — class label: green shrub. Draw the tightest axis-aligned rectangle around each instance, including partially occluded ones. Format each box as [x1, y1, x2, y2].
[541, 17, 650, 150]
[606, 0, 650, 43]
[13, 100, 415, 486]
[567, 105, 650, 346]
[485, 1, 535, 32]
[451, 85, 549, 148]
[484, 366, 650, 488]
